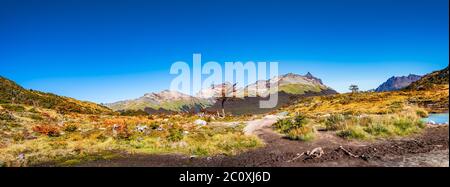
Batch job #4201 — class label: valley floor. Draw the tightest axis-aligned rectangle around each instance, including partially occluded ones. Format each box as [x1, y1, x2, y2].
[70, 116, 449, 167]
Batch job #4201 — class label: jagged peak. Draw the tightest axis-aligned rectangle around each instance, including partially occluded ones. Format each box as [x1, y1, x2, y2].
[305, 72, 314, 78]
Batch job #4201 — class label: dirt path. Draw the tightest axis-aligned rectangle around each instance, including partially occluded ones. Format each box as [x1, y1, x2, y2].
[243, 115, 282, 135]
[76, 116, 449, 167]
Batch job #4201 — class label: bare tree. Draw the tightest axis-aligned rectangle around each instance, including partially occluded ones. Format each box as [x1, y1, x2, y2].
[215, 83, 237, 117]
[349, 84, 359, 93]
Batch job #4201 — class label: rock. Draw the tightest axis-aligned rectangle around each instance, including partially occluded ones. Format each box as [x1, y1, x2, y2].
[277, 111, 289, 117]
[322, 114, 331, 118]
[17, 153, 25, 161]
[307, 147, 324, 158]
[136, 125, 148, 133]
[194, 119, 208, 126]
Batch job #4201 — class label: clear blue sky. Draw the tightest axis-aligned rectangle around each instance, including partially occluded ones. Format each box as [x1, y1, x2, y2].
[1, 0, 448, 103]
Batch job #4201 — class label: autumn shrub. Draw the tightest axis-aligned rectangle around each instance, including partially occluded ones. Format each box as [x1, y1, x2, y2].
[113, 124, 131, 140]
[32, 125, 61, 137]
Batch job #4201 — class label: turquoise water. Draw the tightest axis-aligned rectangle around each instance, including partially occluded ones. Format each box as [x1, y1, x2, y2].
[422, 113, 449, 124]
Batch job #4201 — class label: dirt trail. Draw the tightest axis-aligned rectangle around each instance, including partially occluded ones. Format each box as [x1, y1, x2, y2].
[75, 116, 449, 167]
[243, 115, 281, 135]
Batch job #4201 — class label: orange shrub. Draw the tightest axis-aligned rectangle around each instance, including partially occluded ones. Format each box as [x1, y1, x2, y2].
[32, 125, 60, 137]
[113, 124, 131, 139]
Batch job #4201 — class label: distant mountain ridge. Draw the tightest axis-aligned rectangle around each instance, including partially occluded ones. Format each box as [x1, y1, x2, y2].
[375, 74, 422, 92]
[106, 90, 210, 113]
[107, 72, 337, 115]
[0, 76, 112, 114]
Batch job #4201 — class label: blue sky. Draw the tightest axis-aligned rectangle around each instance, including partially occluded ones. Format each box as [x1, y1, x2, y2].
[0, 0, 448, 103]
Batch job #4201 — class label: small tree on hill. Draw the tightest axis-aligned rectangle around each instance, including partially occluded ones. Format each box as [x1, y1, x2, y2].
[349, 84, 359, 93]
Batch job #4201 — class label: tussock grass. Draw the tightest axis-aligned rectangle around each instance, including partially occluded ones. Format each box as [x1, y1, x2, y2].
[332, 110, 425, 140]
[273, 115, 316, 141]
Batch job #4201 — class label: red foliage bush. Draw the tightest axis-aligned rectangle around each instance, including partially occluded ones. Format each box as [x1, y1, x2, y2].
[32, 125, 60, 137]
[113, 124, 131, 139]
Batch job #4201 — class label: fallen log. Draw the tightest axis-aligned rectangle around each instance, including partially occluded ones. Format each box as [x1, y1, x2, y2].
[339, 146, 359, 158]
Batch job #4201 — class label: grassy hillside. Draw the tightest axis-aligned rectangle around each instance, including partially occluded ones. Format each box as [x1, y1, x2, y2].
[0, 76, 112, 114]
[110, 99, 211, 113]
[282, 85, 449, 116]
[405, 66, 449, 90]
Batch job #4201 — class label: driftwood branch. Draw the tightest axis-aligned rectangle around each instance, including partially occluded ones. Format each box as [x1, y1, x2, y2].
[287, 152, 305, 162]
[339, 146, 360, 158]
[286, 147, 324, 162]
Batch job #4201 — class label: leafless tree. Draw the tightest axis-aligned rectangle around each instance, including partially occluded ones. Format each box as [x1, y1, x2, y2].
[215, 83, 237, 117]
[349, 84, 359, 93]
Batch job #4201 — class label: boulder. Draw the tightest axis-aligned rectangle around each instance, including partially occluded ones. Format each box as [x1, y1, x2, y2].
[194, 119, 208, 126]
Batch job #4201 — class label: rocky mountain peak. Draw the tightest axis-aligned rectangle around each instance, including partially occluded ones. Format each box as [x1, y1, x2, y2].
[375, 74, 422, 92]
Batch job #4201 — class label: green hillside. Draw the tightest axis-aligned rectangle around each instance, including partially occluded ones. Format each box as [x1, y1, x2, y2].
[0, 76, 112, 114]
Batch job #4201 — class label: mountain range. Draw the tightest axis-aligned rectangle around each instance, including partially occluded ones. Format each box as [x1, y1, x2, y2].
[375, 74, 422, 92]
[2, 66, 447, 116]
[106, 72, 338, 114]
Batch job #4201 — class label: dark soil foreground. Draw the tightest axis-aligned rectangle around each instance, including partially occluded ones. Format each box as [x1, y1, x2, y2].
[73, 125, 449, 167]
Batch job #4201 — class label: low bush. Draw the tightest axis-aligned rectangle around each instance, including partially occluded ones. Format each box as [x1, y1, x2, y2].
[32, 125, 61, 137]
[337, 126, 368, 139]
[167, 126, 184, 142]
[324, 114, 346, 130]
[274, 115, 315, 141]
[336, 114, 425, 139]
[287, 126, 315, 141]
[274, 115, 308, 134]
[113, 124, 131, 140]
[363, 123, 391, 136]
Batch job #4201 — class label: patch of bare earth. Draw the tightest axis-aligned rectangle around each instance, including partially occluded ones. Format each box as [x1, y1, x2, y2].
[74, 121, 449, 167]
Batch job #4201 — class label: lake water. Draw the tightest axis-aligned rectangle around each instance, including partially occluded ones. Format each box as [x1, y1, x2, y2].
[422, 113, 449, 124]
